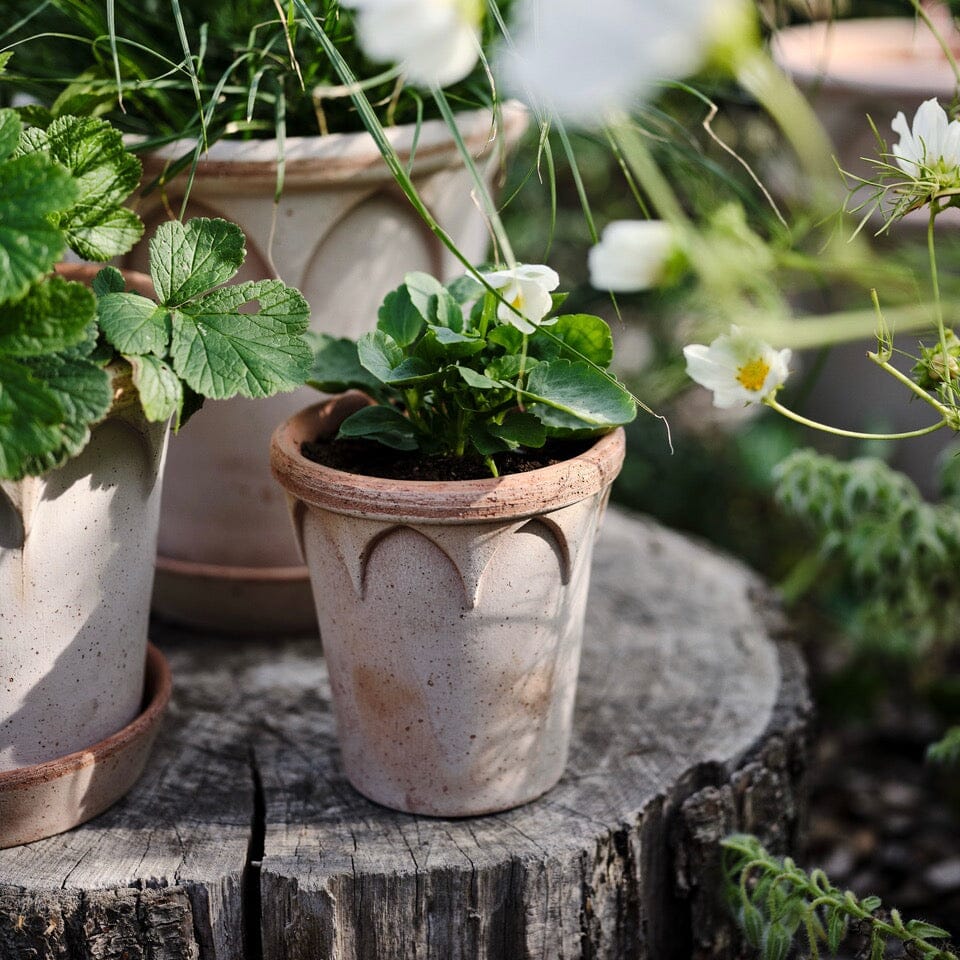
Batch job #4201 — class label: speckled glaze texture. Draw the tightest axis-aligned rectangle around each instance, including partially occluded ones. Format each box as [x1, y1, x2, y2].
[0, 643, 171, 849]
[271, 396, 625, 816]
[135, 104, 529, 636]
[0, 269, 169, 770]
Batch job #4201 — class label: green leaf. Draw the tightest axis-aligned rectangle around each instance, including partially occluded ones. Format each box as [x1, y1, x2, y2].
[66, 205, 144, 263]
[405, 271, 445, 320]
[129, 354, 182, 423]
[488, 410, 546, 448]
[457, 366, 500, 389]
[0, 109, 21, 161]
[0, 276, 96, 356]
[404, 271, 462, 330]
[0, 358, 64, 480]
[760, 923, 791, 960]
[18, 352, 112, 476]
[417, 325, 486, 361]
[358, 330, 403, 383]
[19, 116, 143, 261]
[377, 284, 425, 347]
[525, 360, 637, 430]
[486, 355, 537, 381]
[904, 919, 950, 939]
[308, 334, 382, 394]
[446, 274, 483, 304]
[337, 404, 418, 451]
[151, 218, 246, 306]
[488, 324, 524, 353]
[861, 896, 882, 913]
[0, 153, 77, 302]
[741, 903, 765, 949]
[826, 907, 848, 953]
[93, 266, 127, 297]
[169, 279, 311, 399]
[98, 292, 170, 357]
[468, 423, 509, 456]
[533, 314, 614, 366]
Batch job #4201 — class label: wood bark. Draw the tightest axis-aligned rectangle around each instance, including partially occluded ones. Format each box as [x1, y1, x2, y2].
[0, 509, 811, 959]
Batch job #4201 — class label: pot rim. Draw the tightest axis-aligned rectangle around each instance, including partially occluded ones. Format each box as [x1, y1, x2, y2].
[270, 393, 626, 523]
[136, 100, 529, 184]
[773, 18, 958, 96]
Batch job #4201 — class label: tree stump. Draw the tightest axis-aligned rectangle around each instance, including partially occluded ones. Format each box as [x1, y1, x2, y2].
[0, 509, 811, 959]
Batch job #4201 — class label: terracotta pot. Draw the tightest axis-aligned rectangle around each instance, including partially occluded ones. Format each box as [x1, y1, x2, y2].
[0, 266, 169, 781]
[126, 103, 529, 633]
[270, 395, 625, 816]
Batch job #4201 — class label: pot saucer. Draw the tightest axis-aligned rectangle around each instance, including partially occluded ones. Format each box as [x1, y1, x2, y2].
[152, 556, 317, 635]
[0, 643, 172, 849]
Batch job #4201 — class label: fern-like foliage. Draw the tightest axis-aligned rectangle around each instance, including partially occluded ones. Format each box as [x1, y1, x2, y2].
[774, 449, 960, 656]
[928, 725, 960, 766]
[723, 834, 957, 960]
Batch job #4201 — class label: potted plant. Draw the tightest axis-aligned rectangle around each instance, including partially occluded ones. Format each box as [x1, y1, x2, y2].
[270, 267, 636, 815]
[0, 97, 310, 846]
[2, 1, 527, 632]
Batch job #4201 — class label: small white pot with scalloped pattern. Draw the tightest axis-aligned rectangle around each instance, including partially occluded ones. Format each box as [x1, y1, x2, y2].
[271, 394, 625, 816]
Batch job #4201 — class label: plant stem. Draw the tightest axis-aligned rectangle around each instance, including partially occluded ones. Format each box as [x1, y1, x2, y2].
[764, 396, 949, 440]
[928, 204, 957, 410]
[868, 352, 956, 419]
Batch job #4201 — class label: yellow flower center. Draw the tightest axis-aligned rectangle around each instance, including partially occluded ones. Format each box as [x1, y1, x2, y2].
[736, 356, 770, 392]
[510, 292, 525, 310]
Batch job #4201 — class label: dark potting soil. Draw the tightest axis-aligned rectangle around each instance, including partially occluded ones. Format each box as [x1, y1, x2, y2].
[301, 436, 594, 481]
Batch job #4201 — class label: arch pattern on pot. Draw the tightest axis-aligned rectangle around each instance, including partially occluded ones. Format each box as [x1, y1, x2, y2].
[292, 495, 608, 612]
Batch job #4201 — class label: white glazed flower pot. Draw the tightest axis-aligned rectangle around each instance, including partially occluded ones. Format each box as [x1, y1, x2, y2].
[270, 395, 625, 816]
[0, 273, 170, 772]
[127, 104, 528, 633]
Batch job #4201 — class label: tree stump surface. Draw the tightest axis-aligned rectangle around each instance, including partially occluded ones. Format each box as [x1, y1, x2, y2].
[0, 508, 811, 960]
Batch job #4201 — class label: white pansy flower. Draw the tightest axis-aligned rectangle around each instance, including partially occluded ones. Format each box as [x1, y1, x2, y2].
[346, 0, 482, 88]
[683, 326, 791, 408]
[497, 0, 755, 126]
[588, 220, 677, 292]
[480, 264, 560, 334]
[891, 98, 960, 181]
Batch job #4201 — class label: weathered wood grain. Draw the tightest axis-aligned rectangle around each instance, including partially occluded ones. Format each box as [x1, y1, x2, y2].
[0, 509, 810, 959]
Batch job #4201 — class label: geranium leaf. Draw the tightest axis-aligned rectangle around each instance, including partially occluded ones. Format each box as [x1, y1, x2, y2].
[337, 404, 418, 450]
[98, 292, 171, 357]
[169, 279, 311, 398]
[129, 354, 182, 423]
[0, 109, 21, 161]
[18, 116, 143, 260]
[0, 276, 96, 356]
[92, 266, 127, 297]
[0, 358, 64, 480]
[15, 353, 112, 477]
[0, 153, 76, 303]
[524, 360, 636, 429]
[150, 218, 246, 306]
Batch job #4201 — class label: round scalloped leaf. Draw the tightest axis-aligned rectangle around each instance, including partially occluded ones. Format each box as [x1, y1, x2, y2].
[0, 154, 77, 303]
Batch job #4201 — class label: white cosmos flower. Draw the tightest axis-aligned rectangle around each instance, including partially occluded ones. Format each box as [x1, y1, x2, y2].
[497, 0, 755, 126]
[480, 264, 560, 334]
[891, 98, 960, 182]
[346, 0, 482, 88]
[683, 326, 791, 408]
[588, 220, 677, 292]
